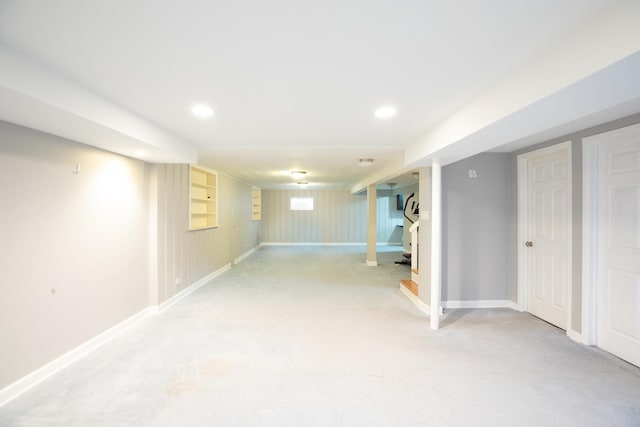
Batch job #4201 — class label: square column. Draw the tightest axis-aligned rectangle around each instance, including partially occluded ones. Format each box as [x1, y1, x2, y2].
[366, 184, 377, 266]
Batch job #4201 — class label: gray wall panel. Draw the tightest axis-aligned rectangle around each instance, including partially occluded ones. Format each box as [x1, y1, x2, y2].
[442, 153, 510, 301]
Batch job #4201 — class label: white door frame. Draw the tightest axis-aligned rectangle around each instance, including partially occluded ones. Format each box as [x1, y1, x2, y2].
[517, 141, 573, 335]
[582, 138, 598, 346]
[582, 123, 640, 346]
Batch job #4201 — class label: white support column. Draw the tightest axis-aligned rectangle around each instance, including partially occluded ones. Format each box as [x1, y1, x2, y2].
[148, 164, 159, 307]
[417, 167, 431, 303]
[366, 184, 377, 266]
[430, 159, 442, 330]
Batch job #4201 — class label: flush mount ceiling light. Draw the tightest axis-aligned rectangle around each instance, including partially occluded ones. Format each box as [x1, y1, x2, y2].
[358, 158, 374, 167]
[291, 170, 307, 180]
[297, 181, 309, 187]
[191, 104, 214, 117]
[374, 105, 397, 120]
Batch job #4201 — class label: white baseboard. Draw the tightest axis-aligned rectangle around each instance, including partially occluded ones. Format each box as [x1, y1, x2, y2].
[233, 245, 259, 265]
[399, 285, 431, 315]
[261, 242, 363, 246]
[506, 301, 520, 310]
[366, 260, 378, 267]
[398, 287, 447, 315]
[0, 306, 154, 407]
[260, 242, 401, 246]
[0, 263, 233, 408]
[399, 293, 518, 316]
[151, 263, 231, 314]
[567, 329, 583, 343]
[442, 300, 518, 309]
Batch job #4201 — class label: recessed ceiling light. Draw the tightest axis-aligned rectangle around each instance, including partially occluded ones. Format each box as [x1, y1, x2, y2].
[374, 105, 397, 120]
[358, 158, 374, 167]
[291, 170, 307, 179]
[192, 104, 214, 117]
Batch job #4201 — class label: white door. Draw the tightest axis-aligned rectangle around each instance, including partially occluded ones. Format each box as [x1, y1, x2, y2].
[525, 145, 571, 329]
[595, 125, 640, 367]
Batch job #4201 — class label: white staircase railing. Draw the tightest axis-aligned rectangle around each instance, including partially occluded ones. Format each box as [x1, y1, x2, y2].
[409, 221, 419, 282]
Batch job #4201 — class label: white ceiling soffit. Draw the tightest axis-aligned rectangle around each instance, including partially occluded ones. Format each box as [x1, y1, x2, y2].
[430, 51, 640, 164]
[198, 145, 404, 190]
[403, 0, 640, 169]
[0, 44, 197, 164]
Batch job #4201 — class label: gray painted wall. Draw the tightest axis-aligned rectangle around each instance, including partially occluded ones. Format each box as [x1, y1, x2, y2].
[0, 122, 149, 388]
[442, 153, 511, 301]
[261, 189, 402, 244]
[0, 121, 260, 390]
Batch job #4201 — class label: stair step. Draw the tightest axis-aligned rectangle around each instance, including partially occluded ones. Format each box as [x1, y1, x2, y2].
[400, 279, 419, 296]
[411, 268, 419, 275]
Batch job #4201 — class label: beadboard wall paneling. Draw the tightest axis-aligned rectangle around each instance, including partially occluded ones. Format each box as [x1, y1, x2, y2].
[153, 166, 261, 304]
[262, 189, 402, 244]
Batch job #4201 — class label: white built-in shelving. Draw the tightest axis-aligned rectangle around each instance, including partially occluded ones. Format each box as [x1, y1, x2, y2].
[190, 166, 218, 230]
[252, 186, 261, 221]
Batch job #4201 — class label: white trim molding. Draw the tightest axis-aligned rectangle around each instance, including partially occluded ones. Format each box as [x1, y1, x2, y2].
[580, 122, 640, 346]
[151, 263, 231, 315]
[399, 286, 433, 315]
[233, 246, 259, 265]
[567, 329, 583, 344]
[517, 141, 573, 334]
[0, 263, 233, 407]
[430, 158, 442, 330]
[260, 242, 400, 246]
[0, 307, 154, 407]
[582, 134, 599, 346]
[442, 300, 519, 310]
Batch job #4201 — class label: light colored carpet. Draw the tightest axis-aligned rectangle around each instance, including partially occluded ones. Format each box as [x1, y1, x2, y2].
[1, 245, 639, 426]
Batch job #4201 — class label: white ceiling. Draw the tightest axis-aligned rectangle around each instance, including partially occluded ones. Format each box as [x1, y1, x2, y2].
[1, 0, 639, 190]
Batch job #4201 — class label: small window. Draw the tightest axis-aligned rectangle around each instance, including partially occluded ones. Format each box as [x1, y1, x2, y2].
[290, 197, 314, 211]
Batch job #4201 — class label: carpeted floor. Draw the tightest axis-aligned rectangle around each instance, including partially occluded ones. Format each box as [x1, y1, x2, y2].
[1, 245, 639, 426]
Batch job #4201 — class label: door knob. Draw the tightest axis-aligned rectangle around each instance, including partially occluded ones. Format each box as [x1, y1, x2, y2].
[525, 241, 533, 247]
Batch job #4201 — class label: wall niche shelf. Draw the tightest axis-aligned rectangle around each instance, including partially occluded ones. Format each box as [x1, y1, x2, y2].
[252, 186, 262, 221]
[189, 165, 218, 230]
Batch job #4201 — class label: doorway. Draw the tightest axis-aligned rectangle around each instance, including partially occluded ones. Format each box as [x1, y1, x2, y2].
[583, 123, 640, 367]
[517, 142, 572, 331]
